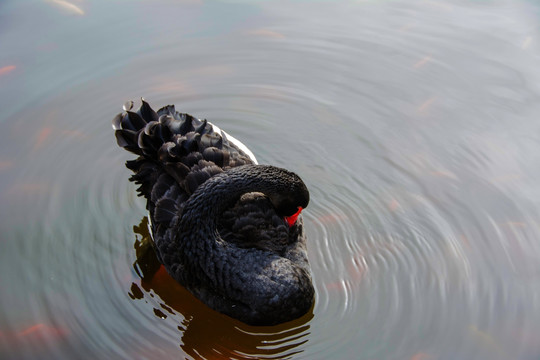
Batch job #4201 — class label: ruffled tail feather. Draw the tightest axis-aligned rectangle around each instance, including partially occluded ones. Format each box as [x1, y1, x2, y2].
[112, 99, 254, 208]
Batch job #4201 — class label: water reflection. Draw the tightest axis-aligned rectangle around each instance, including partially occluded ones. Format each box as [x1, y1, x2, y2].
[2, 0, 540, 359]
[129, 217, 313, 359]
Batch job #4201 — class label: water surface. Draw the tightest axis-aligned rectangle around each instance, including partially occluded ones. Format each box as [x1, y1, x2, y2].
[1, 0, 540, 359]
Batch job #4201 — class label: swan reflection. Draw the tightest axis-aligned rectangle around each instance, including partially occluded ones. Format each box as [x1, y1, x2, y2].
[128, 217, 314, 359]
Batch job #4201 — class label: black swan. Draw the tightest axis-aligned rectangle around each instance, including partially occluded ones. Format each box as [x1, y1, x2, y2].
[112, 100, 314, 325]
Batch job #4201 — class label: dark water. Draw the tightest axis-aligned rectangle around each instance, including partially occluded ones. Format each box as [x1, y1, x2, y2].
[2, 0, 540, 359]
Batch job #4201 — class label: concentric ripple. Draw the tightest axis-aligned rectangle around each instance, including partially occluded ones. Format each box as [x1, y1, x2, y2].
[3, 0, 540, 359]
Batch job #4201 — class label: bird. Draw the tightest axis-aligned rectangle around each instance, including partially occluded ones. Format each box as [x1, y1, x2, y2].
[112, 99, 314, 325]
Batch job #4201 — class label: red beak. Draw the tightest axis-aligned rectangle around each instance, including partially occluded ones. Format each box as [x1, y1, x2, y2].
[284, 207, 303, 227]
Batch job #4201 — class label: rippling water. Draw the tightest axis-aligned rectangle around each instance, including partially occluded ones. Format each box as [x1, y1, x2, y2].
[2, 0, 540, 359]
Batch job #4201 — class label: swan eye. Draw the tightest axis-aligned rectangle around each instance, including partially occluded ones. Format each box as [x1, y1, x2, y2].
[284, 207, 303, 227]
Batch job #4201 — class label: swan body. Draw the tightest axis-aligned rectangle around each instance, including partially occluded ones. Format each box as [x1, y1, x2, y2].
[113, 100, 314, 325]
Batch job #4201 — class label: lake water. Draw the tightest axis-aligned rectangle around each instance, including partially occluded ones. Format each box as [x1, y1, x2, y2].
[1, 0, 540, 359]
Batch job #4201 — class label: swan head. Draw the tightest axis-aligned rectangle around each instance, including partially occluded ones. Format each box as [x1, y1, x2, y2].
[284, 206, 303, 227]
[266, 172, 309, 227]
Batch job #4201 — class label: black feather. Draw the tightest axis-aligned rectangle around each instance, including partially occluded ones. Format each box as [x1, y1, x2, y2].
[138, 99, 159, 123]
[126, 111, 147, 130]
[112, 100, 313, 326]
[154, 197, 178, 223]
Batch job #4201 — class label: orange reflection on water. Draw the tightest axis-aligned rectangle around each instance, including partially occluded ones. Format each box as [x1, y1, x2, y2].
[17, 323, 67, 339]
[326, 252, 367, 292]
[0, 160, 13, 171]
[414, 55, 432, 69]
[418, 97, 437, 113]
[316, 213, 349, 224]
[388, 198, 401, 212]
[399, 23, 416, 32]
[0, 323, 69, 348]
[61, 129, 87, 139]
[468, 325, 506, 357]
[410, 352, 434, 360]
[459, 235, 471, 249]
[34, 127, 52, 151]
[0, 65, 16, 76]
[129, 217, 313, 359]
[29, 124, 85, 153]
[6, 183, 49, 197]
